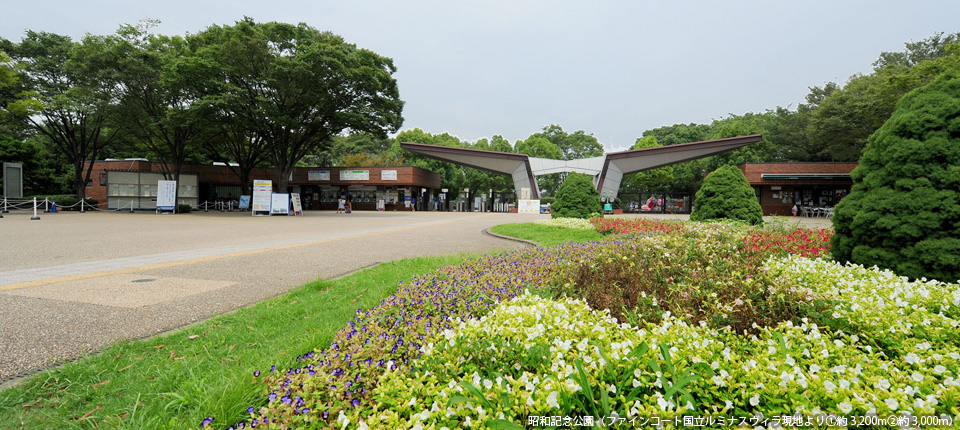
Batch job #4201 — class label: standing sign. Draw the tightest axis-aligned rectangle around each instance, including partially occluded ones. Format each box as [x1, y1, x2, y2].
[157, 180, 177, 212]
[252, 179, 272, 215]
[271, 193, 290, 215]
[291, 193, 303, 216]
[238, 195, 251, 210]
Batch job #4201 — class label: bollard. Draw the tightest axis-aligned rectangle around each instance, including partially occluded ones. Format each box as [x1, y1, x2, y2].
[130, 200, 135, 213]
[2, 197, 8, 214]
[204, 201, 208, 212]
[79, 198, 85, 213]
[44, 198, 50, 213]
[31, 197, 40, 220]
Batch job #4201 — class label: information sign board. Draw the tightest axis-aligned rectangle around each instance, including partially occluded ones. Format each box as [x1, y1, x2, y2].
[518, 199, 540, 214]
[381, 170, 397, 180]
[291, 193, 303, 216]
[238, 195, 250, 210]
[271, 193, 290, 215]
[308, 170, 330, 181]
[252, 179, 272, 214]
[157, 180, 177, 211]
[340, 170, 369, 181]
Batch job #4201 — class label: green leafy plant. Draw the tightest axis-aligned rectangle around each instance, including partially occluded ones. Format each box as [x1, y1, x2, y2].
[551, 172, 602, 219]
[831, 73, 960, 282]
[689, 165, 763, 225]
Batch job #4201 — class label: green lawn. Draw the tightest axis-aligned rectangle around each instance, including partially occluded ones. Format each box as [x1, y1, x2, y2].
[490, 222, 602, 246]
[0, 254, 474, 430]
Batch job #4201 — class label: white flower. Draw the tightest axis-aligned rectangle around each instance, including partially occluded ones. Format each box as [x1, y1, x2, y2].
[912, 372, 924, 382]
[546, 391, 559, 409]
[824, 380, 837, 393]
[885, 398, 899, 411]
[408, 397, 417, 407]
[358, 420, 369, 430]
[749, 395, 760, 406]
[838, 402, 853, 414]
[905, 353, 921, 364]
[876, 378, 891, 390]
[934, 365, 947, 374]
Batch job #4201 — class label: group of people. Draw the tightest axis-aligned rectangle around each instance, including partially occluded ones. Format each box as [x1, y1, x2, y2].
[336, 196, 351, 214]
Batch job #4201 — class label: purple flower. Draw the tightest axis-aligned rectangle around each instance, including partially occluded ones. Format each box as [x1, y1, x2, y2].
[247, 406, 255, 414]
[268, 392, 277, 403]
[270, 365, 276, 372]
[351, 398, 361, 407]
[201, 417, 214, 427]
[253, 370, 261, 377]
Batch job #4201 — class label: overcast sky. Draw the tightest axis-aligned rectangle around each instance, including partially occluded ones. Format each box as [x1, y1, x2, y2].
[3, 1, 959, 151]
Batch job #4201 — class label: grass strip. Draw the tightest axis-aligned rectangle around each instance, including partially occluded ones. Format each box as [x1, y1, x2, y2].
[490, 222, 602, 247]
[0, 254, 473, 430]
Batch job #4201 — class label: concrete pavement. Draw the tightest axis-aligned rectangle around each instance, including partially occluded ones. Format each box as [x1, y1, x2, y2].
[0, 210, 543, 382]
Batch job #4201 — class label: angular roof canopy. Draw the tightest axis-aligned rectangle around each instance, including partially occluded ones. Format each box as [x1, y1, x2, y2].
[400, 134, 763, 199]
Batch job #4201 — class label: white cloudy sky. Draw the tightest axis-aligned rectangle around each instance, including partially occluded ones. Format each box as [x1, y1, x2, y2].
[3, 1, 959, 151]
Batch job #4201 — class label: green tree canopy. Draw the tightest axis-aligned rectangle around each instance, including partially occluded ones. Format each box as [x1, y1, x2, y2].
[3, 31, 121, 199]
[831, 73, 960, 281]
[532, 124, 604, 159]
[193, 18, 404, 192]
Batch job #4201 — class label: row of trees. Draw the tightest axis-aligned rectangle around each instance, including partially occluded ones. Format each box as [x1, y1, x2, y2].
[0, 18, 403, 199]
[621, 31, 960, 197]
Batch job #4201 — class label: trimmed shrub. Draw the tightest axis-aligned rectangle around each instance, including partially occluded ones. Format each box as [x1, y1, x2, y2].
[831, 73, 960, 282]
[177, 204, 193, 213]
[550, 172, 601, 219]
[689, 165, 763, 225]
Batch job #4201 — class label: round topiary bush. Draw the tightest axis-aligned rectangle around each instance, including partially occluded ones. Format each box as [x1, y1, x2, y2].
[831, 73, 960, 282]
[551, 172, 602, 219]
[689, 164, 763, 225]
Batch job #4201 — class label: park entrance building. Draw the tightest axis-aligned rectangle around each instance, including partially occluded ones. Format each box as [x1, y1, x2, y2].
[400, 134, 763, 200]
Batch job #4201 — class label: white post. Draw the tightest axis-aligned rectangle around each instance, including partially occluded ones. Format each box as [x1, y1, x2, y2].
[80, 198, 85, 213]
[31, 197, 40, 220]
[44, 197, 50, 213]
[2, 197, 8, 214]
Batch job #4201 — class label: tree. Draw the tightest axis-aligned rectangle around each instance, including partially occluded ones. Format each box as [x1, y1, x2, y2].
[193, 18, 403, 192]
[3, 31, 120, 199]
[689, 165, 763, 225]
[551, 172, 601, 219]
[831, 73, 960, 281]
[873, 31, 960, 70]
[532, 124, 604, 160]
[92, 22, 209, 208]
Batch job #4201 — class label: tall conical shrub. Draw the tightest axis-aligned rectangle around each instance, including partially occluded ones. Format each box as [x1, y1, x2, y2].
[831, 73, 960, 281]
[689, 165, 763, 225]
[551, 172, 602, 219]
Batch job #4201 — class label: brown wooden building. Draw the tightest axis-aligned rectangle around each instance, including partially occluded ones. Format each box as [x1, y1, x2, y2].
[82, 160, 442, 211]
[738, 162, 857, 216]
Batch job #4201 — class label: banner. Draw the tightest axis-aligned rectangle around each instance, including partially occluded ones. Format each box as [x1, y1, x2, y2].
[518, 199, 540, 214]
[157, 180, 177, 211]
[252, 180, 272, 213]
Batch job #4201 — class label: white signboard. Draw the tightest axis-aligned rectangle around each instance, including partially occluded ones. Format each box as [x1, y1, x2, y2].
[518, 199, 540, 214]
[520, 187, 531, 200]
[271, 193, 290, 215]
[252, 179, 273, 213]
[308, 170, 330, 181]
[291, 193, 303, 216]
[157, 180, 177, 211]
[381, 170, 397, 181]
[340, 170, 369, 181]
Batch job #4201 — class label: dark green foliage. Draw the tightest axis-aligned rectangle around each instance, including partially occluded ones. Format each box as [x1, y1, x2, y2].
[177, 204, 193, 213]
[831, 74, 960, 282]
[551, 172, 601, 219]
[689, 165, 763, 225]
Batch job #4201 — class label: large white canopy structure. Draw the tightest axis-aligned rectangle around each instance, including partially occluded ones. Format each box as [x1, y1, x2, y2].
[400, 134, 762, 199]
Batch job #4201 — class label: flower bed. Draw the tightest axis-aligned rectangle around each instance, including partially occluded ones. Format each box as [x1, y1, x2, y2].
[533, 218, 596, 230]
[208, 219, 960, 429]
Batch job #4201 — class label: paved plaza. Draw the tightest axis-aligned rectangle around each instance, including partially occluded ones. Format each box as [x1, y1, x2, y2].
[0, 209, 543, 382]
[0, 209, 832, 384]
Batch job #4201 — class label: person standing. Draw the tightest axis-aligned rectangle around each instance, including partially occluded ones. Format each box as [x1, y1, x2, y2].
[337, 197, 345, 214]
